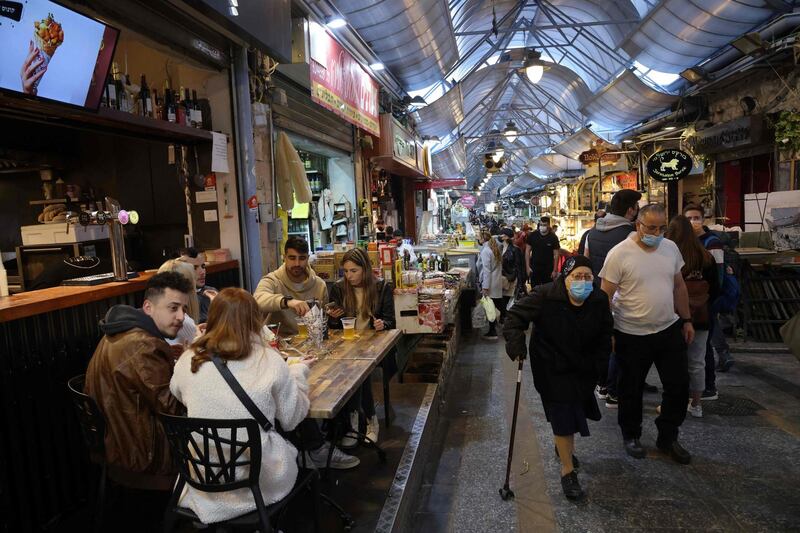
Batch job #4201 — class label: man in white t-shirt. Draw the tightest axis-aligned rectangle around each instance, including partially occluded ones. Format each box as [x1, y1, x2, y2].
[600, 204, 695, 465]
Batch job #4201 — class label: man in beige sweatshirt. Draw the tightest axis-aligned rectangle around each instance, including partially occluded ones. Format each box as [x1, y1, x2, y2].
[254, 237, 328, 335]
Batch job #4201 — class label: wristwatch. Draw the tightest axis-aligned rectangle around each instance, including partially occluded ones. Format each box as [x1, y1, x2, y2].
[681, 317, 692, 324]
[281, 296, 291, 309]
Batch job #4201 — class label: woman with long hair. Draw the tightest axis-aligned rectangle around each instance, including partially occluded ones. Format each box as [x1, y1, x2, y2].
[328, 247, 395, 446]
[478, 229, 503, 339]
[170, 288, 314, 524]
[158, 259, 200, 346]
[666, 215, 720, 418]
[504, 255, 613, 500]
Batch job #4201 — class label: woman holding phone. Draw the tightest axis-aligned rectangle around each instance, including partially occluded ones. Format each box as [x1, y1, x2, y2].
[328, 248, 395, 447]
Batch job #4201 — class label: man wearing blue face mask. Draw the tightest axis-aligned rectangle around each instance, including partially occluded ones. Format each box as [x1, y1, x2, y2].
[599, 203, 695, 465]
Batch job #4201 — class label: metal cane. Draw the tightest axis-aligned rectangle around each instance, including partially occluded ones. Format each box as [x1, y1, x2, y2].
[499, 356, 525, 500]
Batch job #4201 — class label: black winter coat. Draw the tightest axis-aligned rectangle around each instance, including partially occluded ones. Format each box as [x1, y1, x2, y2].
[502, 242, 527, 296]
[504, 281, 613, 404]
[327, 279, 396, 330]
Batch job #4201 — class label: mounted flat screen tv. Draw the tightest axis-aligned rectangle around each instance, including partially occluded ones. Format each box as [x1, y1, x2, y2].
[0, 0, 119, 109]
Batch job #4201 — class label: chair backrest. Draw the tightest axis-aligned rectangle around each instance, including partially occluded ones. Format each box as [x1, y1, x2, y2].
[160, 413, 262, 493]
[67, 374, 106, 458]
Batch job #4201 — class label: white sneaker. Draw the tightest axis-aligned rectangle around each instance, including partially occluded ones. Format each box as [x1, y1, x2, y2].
[339, 411, 359, 449]
[366, 414, 380, 443]
[687, 403, 703, 418]
[304, 444, 360, 470]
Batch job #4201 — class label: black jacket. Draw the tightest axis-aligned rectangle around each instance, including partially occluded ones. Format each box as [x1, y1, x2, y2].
[501, 242, 527, 295]
[328, 279, 396, 330]
[504, 281, 613, 403]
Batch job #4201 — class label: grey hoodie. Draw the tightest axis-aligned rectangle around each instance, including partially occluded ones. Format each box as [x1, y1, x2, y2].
[586, 214, 635, 277]
[593, 213, 634, 233]
[253, 264, 328, 335]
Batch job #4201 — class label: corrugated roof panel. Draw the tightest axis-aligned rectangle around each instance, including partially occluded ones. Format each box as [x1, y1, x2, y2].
[621, 0, 778, 73]
[332, 0, 460, 91]
[580, 70, 678, 130]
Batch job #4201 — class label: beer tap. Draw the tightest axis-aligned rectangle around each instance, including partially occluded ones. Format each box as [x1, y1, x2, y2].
[66, 197, 139, 282]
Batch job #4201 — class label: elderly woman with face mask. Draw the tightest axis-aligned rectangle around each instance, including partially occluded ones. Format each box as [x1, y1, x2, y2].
[504, 255, 613, 501]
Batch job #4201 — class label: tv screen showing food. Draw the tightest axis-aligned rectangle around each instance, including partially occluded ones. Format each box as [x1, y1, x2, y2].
[0, 0, 119, 109]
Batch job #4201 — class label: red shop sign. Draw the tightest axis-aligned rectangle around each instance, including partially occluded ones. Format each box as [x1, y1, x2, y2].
[309, 24, 380, 136]
[460, 194, 476, 208]
[414, 179, 466, 190]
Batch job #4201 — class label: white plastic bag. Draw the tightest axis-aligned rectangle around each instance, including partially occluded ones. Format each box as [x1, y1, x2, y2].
[506, 296, 516, 311]
[472, 301, 488, 329]
[481, 296, 497, 323]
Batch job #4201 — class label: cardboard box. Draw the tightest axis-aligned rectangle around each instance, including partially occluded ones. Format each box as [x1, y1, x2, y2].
[313, 263, 335, 280]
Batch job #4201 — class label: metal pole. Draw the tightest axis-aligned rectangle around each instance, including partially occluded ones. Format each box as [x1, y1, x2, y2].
[231, 46, 262, 291]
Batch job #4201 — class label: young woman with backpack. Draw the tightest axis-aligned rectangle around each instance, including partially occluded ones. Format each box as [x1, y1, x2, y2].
[666, 215, 720, 418]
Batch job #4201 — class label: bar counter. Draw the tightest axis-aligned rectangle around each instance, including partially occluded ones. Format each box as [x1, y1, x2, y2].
[0, 260, 240, 322]
[0, 260, 240, 532]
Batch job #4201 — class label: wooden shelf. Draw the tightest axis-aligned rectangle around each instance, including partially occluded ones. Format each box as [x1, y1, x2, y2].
[0, 93, 213, 144]
[29, 199, 67, 205]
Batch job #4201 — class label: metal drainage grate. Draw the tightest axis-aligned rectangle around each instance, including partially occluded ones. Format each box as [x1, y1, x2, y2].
[702, 396, 764, 416]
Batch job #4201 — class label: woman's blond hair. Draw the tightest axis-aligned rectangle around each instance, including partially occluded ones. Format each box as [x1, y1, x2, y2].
[158, 259, 200, 321]
[481, 230, 501, 264]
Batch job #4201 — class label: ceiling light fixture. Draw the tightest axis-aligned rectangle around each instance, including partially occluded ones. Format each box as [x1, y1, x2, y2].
[522, 49, 545, 84]
[410, 95, 427, 106]
[370, 62, 385, 71]
[663, 126, 677, 131]
[680, 66, 707, 84]
[504, 121, 518, 143]
[325, 16, 347, 29]
[622, 139, 634, 144]
[731, 32, 766, 56]
[422, 135, 441, 143]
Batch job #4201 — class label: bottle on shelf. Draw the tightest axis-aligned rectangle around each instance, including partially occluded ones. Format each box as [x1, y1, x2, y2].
[152, 89, 162, 120]
[183, 88, 193, 127]
[441, 252, 450, 272]
[119, 74, 132, 113]
[165, 88, 176, 123]
[176, 86, 186, 125]
[191, 89, 203, 128]
[139, 75, 152, 118]
[103, 68, 118, 109]
[403, 249, 411, 271]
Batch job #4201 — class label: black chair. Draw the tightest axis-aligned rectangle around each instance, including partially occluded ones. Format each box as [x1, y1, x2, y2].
[161, 413, 321, 532]
[66, 374, 108, 533]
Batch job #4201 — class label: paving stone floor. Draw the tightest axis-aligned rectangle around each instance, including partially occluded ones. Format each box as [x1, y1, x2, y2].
[411, 329, 800, 532]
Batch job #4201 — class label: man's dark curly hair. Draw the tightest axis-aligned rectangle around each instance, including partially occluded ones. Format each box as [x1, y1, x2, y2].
[144, 271, 193, 302]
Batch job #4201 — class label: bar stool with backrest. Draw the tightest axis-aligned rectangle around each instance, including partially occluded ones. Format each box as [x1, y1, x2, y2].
[160, 413, 321, 532]
[66, 374, 108, 533]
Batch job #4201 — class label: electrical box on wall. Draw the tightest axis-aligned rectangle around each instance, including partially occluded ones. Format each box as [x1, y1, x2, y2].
[267, 219, 283, 242]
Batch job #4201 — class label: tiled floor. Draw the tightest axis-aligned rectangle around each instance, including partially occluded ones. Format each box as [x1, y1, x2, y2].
[412, 329, 800, 532]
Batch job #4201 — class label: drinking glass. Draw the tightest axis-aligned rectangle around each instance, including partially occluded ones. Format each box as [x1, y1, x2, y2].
[341, 317, 356, 340]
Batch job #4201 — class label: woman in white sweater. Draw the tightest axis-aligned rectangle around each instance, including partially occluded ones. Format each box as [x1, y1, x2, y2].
[170, 288, 314, 524]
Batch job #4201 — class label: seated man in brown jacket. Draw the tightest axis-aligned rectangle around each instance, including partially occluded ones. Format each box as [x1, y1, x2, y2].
[85, 271, 192, 528]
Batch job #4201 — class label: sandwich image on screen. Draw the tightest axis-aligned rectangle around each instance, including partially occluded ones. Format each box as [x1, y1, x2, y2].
[0, 0, 118, 108]
[31, 13, 64, 91]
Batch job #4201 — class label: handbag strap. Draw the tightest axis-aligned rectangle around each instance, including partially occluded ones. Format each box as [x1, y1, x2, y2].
[211, 354, 273, 432]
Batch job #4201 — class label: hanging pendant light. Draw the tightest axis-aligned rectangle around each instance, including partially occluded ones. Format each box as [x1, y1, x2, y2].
[523, 50, 545, 84]
[503, 121, 518, 143]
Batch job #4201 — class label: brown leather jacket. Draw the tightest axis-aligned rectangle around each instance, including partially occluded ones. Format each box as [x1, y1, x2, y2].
[85, 316, 183, 490]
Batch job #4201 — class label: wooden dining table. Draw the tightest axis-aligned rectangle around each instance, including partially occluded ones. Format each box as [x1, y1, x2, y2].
[287, 329, 402, 419]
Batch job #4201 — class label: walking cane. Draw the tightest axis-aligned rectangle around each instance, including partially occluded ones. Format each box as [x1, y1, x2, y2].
[499, 356, 525, 500]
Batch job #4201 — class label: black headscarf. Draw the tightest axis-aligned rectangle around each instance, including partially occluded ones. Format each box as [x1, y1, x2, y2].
[560, 255, 592, 278]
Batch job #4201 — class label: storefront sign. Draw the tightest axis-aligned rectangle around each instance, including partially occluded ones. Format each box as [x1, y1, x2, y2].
[617, 172, 638, 190]
[686, 116, 764, 155]
[578, 148, 621, 165]
[393, 129, 417, 168]
[414, 180, 466, 190]
[309, 23, 380, 136]
[647, 149, 693, 182]
[460, 194, 476, 208]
